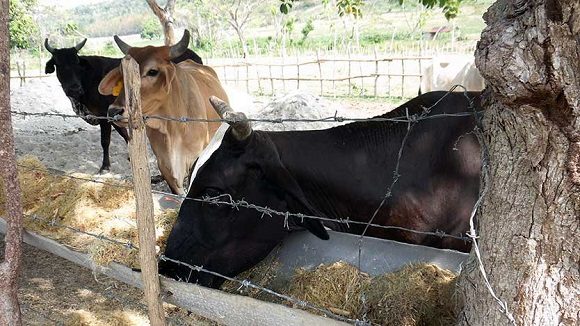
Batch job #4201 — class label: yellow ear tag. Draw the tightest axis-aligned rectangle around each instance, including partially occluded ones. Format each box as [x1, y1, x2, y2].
[112, 80, 123, 96]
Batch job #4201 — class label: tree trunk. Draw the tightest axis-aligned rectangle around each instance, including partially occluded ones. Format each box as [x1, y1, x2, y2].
[233, 25, 248, 58]
[146, 0, 176, 46]
[457, 0, 579, 325]
[0, 0, 24, 324]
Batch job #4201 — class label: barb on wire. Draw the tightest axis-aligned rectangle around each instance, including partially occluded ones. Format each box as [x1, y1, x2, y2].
[21, 207, 362, 325]
[15, 162, 472, 243]
[158, 255, 363, 325]
[354, 90, 445, 322]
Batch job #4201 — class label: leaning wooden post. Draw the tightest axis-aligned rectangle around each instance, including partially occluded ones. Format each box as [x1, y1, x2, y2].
[122, 56, 166, 326]
[373, 46, 379, 98]
[0, 0, 24, 323]
[316, 50, 323, 96]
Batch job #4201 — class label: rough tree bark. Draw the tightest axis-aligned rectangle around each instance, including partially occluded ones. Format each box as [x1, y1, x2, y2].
[457, 0, 579, 325]
[0, 0, 24, 324]
[146, 0, 177, 45]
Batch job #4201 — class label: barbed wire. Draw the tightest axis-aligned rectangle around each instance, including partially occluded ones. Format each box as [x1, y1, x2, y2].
[10, 109, 484, 126]
[18, 209, 364, 325]
[7, 86, 517, 325]
[15, 163, 473, 243]
[465, 89, 517, 325]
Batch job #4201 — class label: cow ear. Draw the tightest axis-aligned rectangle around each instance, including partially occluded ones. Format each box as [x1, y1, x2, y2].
[45, 58, 55, 74]
[99, 67, 121, 96]
[265, 161, 329, 240]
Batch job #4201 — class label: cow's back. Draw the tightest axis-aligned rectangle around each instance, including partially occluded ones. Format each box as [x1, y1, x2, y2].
[268, 91, 482, 251]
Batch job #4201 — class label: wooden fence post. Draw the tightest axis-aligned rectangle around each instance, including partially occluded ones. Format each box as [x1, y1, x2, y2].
[269, 64, 274, 96]
[401, 59, 405, 98]
[245, 59, 250, 93]
[332, 51, 336, 97]
[256, 65, 262, 95]
[347, 47, 352, 96]
[296, 55, 300, 90]
[122, 56, 166, 326]
[373, 47, 379, 98]
[0, 1, 24, 323]
[281, 56, 286, 93]
[316, 50, 323, 96]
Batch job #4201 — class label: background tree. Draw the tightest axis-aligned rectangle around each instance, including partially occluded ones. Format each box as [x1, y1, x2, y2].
[0, 0, 25, 324]
[206, 0, 260, 58]
[141, 17, 162, 40]
[145, 0, 176, 45]
[8, 0, 38, 49]
[457, 0, 579, 323]
[177, 0, 221, 51]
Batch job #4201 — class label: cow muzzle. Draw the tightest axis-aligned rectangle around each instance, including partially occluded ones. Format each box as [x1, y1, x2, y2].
[107, 105, 127, 126]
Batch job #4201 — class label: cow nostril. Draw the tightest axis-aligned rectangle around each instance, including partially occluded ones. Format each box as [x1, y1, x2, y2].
[108, 107, 125, 120]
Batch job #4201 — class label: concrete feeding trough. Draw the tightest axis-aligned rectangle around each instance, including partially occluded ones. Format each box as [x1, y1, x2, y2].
[156, 196, 468, 286]
[271, 230, 467, 283]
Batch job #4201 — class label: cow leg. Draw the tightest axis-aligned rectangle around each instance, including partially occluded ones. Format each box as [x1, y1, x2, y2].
[112, 123, 130, 143]
[99, 121, 112, 173]
[157, 160, 185, 196]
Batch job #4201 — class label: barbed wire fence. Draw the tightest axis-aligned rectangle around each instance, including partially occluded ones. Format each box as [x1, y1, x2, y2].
[3, 85, 517, 325]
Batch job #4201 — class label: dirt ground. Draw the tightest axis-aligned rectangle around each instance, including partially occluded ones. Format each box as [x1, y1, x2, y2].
[0, 234, 217, 326]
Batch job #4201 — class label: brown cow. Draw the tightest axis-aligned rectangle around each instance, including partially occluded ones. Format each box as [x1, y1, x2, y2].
[98, 30, 229, 195]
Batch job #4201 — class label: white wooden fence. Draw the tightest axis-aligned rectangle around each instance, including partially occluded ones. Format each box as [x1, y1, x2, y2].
[207, 52, 432, 98]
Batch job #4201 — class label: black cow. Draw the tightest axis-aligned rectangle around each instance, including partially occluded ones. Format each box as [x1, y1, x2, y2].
[159, 91, 482, 288]
[44, 38, 203, 173]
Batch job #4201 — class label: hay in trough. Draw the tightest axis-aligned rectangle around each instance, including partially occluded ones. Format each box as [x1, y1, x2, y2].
[287, 261, 370, 317]
[0, 156, 179, 269]
[364, 263, 458, 326]
[221, 247, 282, 301]
[286, 261, 457, 324]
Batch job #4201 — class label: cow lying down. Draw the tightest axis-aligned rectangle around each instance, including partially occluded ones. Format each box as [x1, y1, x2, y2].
[159, 91, 483, 288]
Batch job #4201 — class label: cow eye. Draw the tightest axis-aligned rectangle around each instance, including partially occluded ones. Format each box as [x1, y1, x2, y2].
[146, 69, 159, 77]
[203, 187, 222, 198]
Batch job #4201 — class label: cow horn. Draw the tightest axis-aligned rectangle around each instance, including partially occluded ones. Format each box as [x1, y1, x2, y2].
[113, 35, 132, 55]
[169, 30, 190, 60]
[74, 38, 87, 51]
[209, 96, 252, 141]
[44, 38, 56, 54]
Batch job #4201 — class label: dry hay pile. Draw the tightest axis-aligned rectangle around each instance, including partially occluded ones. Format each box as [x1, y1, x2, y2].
[286, 261, 458, 325]
[0, 155, 178, 269]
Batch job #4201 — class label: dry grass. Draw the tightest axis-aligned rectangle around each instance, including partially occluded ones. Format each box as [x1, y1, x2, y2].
[365, 264, 458, 326]
[286, 261, 458, 324]
[221, 249, 282, 301]
[0, 156, 179, 269]
[288, 261, 369, 317]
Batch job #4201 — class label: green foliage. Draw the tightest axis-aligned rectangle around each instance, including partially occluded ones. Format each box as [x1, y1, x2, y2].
[9, 0, 39, 49]
[72, 0, 151, 37]
[141, 18, 161, 40]
[336, 0, 364, 18]
[61, 21, 79, 37]
[301, 19, 314, 41]
[400, 0, 463, 20]
[280, 0, 363, 18]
